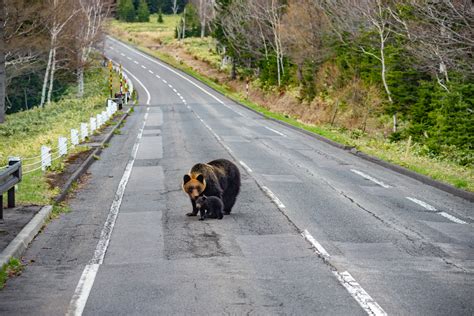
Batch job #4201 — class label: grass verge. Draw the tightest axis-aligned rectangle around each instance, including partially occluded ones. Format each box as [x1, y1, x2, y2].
[0, 258, 23, 289]
[0, 59, 122, 205]
[107, 16, 473, 192]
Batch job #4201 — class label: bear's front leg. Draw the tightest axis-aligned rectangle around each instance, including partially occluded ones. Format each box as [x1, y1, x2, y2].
[186, 199, 199, 216]
[199, 207, 207, 221]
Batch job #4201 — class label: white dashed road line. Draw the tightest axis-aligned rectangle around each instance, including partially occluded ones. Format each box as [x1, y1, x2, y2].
[261, 186, 286, 209]
[301, 229, 330, 257]
[439, 212, 467, 224]
[406, 197, 437, 211]
[127, 57, 132, 60]
[148, 70, 154, 74]
[406, 197, 466, 224]
[264, 126, 287, 137]
[351, 169, 391, 188]
[239, 161, 252, 173]
[141, 65, 146, 69]
[133, 60, 139, 64]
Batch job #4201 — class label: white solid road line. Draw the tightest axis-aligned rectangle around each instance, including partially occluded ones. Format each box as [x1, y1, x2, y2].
[406, 197, 467, 224]
[264, 126, 287, 137]
[301, 229, 330, 257]
[350, 169, 391, 188]
[239, 160, 252, 173]
[333, 271, 387, 316]
[67, 107, 151, 316]
[121, 65, 151, 105]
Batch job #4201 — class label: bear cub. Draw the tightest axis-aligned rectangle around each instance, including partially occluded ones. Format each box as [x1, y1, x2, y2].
[195, 195, 224, 220]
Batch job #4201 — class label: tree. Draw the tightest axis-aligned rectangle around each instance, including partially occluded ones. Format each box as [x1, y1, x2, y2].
[147, 0, 159, 13]
[40, 0, 78, 107]
[137, 0, 150, 22]
[76, 0, 111, 97]
[118, 0, 136, 22]
[0, 0, 5, 123]
[157, 8, 164, 23]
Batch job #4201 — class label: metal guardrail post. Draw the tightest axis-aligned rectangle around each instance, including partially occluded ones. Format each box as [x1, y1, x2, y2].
[0, 158, 21, 221]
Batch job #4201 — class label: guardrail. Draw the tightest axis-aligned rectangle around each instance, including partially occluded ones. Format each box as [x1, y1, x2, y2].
[0, 159, 22, 221]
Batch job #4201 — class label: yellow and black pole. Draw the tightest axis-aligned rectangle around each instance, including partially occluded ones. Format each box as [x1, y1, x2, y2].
[108, 60, 113, 98]
[119, 64, 123, 94]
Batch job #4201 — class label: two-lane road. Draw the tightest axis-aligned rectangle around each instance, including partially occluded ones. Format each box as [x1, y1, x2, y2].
[0, 37, 471, 315]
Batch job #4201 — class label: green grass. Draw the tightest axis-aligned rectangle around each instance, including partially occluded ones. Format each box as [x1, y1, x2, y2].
[107, 16, 474, 192]
[0, 258, 23, 289]
[0, 61, 122, 205]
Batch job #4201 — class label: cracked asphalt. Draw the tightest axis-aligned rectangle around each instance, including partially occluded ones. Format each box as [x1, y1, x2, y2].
[0, 37, 472, 315]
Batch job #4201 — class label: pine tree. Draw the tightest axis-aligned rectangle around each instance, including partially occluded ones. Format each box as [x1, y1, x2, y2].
[147, 0, 159, 14]
[137, 0, 150, 22]
[157, 8, 164, 23]
[118, 0, 136, 22]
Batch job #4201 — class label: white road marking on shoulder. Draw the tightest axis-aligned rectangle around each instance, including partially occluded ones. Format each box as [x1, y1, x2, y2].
[261, 186, 285, 209]
[406, 197, 436, 211]
[66, 264, 99, 316]
[350, 169, 391, 188]
[333, 271, 387, 316]
[264, 126, 287, 137]
[67, 107, 151, 315]
[239, 161, 252, 173]
[439, 212, 467, 224]
[301, 229, 330, 257]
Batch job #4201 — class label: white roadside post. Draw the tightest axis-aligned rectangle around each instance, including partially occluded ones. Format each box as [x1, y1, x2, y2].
[96, 113, 102, 128]
[71, 129, 79, 146]
[90, 117, 97, 133]
[80, 123, 89, 141]
[41, 146, 51, 171]
[58, 137, 68, 157]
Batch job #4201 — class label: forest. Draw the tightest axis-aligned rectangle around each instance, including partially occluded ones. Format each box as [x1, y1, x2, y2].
[162, 0, 473, 166]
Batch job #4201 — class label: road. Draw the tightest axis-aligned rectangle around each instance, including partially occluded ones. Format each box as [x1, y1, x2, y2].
[0, 37, 472, 315]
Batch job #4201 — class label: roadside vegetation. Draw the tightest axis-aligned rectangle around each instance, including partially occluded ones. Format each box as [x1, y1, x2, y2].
[0, 63, 121, 205]
[0, 258, 23, 289]
[108, 2, 473, 192]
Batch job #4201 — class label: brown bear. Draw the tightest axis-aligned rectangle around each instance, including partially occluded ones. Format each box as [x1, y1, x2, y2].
[195, 195, 224, 220]
[182, 159, 240, 217]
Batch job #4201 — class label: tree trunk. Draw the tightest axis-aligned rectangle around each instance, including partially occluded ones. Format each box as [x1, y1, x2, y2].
[40, 45, 54, 108]
[47, 46, 57, 104]
[230, 58, 236, 80]
[77, 66, 84, 97]
[0, 0, 5, 123]
[378, 29, 396, 132]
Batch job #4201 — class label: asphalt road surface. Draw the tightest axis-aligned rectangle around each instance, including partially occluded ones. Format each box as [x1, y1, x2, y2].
[0, 37, 472, 315]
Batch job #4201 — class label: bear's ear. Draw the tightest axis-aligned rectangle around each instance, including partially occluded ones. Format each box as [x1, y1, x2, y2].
[201, 195, 207, 200]
[196, 174, 204, 183]
[183, 174, 191, 184]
